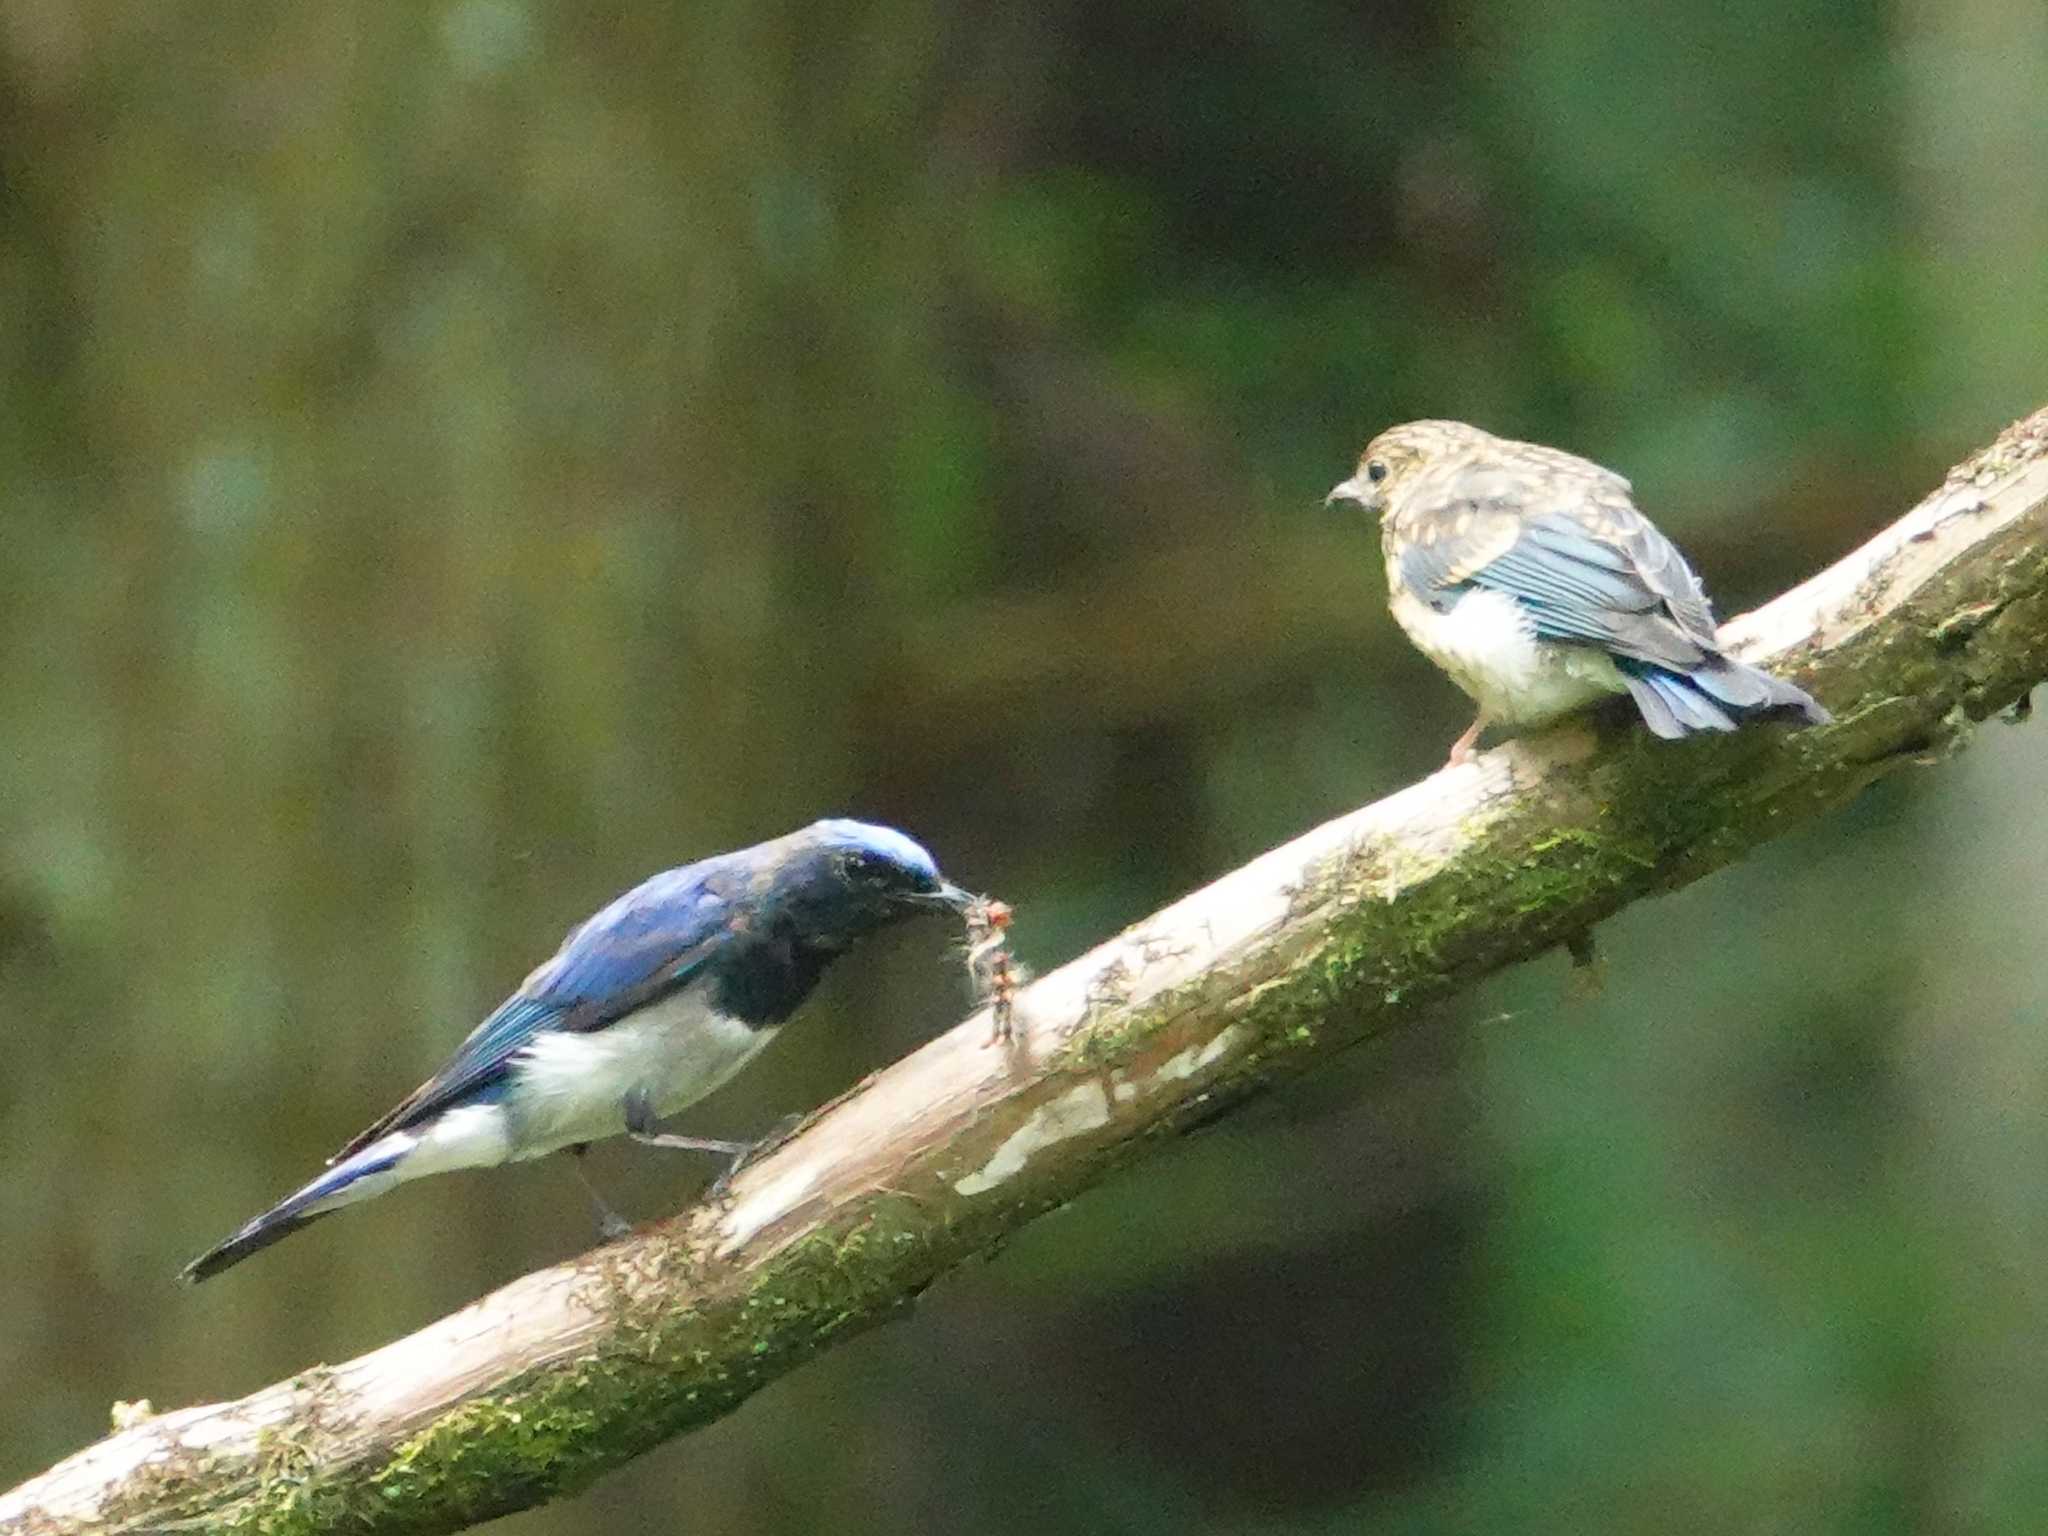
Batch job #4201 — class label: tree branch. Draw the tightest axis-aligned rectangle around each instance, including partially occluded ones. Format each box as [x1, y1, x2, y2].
[8, 409, 2048, 1536]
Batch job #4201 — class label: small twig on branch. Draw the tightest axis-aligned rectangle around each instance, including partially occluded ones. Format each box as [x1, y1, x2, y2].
[6, 409, 2048, 1536]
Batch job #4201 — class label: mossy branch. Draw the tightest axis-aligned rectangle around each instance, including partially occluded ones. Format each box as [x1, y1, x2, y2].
[6, 409, 2048, 1535]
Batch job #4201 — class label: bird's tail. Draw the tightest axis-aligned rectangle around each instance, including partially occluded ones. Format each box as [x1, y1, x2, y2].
[1617, 655, 1830, 741]
[180, 1139, 408, 1284]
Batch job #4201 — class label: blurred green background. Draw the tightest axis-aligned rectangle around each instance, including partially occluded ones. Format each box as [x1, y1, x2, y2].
[3, 0, 2046, 1530]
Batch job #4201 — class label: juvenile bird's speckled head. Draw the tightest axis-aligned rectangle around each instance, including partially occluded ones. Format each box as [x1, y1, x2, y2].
[1325, 420, 1495, 519]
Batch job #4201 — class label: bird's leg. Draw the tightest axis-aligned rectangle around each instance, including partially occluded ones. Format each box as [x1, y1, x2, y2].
[566, 1143, 632, 1242]
[621, 1088, 750, 1159]
[1446, 711, 1489, 766]
[622, 1092, 805, 1204]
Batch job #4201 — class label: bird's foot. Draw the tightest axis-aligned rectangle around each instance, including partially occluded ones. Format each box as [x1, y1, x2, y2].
[1445, 713, 1487, 767]
[566, 1144, 636, 1243]
[706, 1113, 807, 1203]
[705, 1157, 745, 1204]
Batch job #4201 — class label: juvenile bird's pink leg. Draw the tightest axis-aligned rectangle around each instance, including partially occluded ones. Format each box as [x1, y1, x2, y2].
[1446, 712, 1488, 766]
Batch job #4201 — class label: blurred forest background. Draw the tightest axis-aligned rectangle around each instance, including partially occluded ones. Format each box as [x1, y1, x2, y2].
[3, 0, 2046, 1531]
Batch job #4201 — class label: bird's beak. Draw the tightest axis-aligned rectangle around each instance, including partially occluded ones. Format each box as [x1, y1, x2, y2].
[918, 881, 978, 914]
[1325, 475, 1372, 511]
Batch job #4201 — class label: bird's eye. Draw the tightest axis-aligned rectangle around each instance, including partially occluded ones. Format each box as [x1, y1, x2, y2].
[1366, 460, 1389, 485]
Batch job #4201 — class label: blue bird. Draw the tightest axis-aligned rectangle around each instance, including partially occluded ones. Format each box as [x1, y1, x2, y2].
[1326, 420, 1829, 764]
[182, 820, 974, 1282]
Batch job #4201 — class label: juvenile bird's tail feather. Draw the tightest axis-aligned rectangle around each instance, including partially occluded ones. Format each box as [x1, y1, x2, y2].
[180, 1142, 406, 1284]
[1617, 656, 1830, 741]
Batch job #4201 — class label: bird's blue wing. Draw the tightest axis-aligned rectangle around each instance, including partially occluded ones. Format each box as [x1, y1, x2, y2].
[1389, 466, 1714, 673]
[328, 860, 741, 1161]
[1469, 510, 1717, 669]
[527, 865, 739, 1019]
[1482, 516, 1649, 616]
[1392, 451, 1722, 671]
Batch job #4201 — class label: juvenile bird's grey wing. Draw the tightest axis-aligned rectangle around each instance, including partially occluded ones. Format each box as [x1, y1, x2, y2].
[327, 862, 741, 1162]
[1420, 454, 1721, 668]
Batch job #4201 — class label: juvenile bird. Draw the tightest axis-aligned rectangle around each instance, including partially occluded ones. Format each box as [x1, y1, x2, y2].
[1326, 420, 1828, 763]
[182, 820, 975, 1282]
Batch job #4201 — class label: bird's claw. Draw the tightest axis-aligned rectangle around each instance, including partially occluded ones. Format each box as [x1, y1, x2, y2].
[706, 1112, 806, 1202]
[705, 1160, 744, 1204]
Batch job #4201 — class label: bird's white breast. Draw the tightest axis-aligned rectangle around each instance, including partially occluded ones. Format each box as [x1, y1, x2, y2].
[1386, 583, 1625, 726]
[503, 988, 779, 1158]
